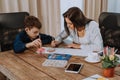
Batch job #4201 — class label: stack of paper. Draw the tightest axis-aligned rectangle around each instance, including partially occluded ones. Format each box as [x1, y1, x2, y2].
[42, 59, 67, 68]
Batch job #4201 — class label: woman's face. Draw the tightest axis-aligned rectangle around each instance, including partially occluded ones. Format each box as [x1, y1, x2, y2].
[25, 27, 40, 39]
[77, 27, 85, 32]
[65, 18, 74, 30]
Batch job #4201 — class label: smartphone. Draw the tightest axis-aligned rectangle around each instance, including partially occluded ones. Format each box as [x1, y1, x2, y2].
[65, 63, 83, 73]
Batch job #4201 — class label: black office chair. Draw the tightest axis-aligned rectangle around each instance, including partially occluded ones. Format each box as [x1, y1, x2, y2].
[0, 12, 29, 52]
[99, 12, 120, 54]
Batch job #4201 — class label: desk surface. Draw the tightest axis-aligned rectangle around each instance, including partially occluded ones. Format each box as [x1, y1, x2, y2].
[0, 49, 120, 80]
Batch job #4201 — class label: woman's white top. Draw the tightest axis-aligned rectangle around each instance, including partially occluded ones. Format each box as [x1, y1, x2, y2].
[55, 21, 103, 52]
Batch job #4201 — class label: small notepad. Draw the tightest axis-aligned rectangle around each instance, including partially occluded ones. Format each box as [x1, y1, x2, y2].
[42, 59, 68, 68]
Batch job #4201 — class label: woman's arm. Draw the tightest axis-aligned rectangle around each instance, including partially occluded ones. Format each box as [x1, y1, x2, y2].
[55, 30, 69, 43]
[51, 30, 69, 47]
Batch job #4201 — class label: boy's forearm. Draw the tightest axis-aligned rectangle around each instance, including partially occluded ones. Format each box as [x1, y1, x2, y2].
[25, 42, 32, 48]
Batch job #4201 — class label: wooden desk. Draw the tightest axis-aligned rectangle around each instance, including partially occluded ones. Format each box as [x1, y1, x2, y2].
[0, 50, 120, 80]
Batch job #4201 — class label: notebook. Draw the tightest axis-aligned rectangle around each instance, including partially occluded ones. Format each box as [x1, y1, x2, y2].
[42, 59, 68, 68]
[48, 53, 71, 60]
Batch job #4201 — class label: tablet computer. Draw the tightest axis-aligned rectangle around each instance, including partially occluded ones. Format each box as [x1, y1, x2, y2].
[65, 63, 83, 73]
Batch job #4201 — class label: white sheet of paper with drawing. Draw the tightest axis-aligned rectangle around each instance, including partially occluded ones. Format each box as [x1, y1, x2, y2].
[43, 47, 92, 56]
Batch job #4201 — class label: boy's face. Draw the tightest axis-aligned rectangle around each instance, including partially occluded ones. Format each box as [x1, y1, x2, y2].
[25, 27, 40, 39]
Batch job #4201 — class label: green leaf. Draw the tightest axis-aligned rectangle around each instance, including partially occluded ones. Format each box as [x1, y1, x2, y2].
[102, 61, 112, 68]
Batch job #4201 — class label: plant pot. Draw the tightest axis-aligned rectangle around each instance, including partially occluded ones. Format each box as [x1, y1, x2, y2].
[103, 67, 115, 77]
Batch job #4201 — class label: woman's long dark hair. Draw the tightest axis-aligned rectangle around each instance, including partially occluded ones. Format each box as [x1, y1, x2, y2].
[63, 7, 92, 35]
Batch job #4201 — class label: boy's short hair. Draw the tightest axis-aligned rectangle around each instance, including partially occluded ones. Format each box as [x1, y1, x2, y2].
[24, 16, 42, 29]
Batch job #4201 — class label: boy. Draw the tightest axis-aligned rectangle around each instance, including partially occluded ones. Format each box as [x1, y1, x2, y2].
[13, 16, 53, 53]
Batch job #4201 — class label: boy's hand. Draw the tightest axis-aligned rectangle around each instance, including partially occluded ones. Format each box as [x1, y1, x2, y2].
[32, 39, 42, 48]
[26, 39, 42, 48]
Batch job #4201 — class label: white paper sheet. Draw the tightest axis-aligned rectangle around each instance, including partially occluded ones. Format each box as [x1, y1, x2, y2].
[42, 47, 93, 57]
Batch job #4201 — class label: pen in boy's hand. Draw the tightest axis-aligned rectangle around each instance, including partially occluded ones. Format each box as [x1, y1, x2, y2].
[39, 35, 41, 39]
[38, 34, 42, 48]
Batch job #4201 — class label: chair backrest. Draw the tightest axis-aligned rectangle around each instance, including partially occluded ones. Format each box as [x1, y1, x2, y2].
[99, 12, 120, 54]
[0, 12, 29, 51]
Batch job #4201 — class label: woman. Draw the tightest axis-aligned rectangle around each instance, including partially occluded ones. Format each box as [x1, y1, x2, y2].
[51, 7, 103, 51]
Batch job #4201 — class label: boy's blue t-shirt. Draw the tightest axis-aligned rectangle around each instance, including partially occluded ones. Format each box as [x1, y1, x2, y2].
[13, 30, 53, 53]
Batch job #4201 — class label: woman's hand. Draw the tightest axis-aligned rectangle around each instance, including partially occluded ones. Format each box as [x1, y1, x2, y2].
[66, 43, 80, 49]
[26, 39, 42, 48]
[51, 40, 59, 47]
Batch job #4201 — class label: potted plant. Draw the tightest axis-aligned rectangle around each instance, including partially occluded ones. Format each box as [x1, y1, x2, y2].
[101, 47, 120, 77]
